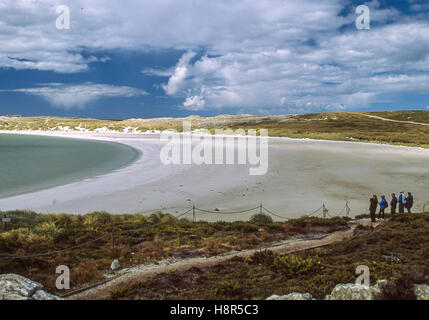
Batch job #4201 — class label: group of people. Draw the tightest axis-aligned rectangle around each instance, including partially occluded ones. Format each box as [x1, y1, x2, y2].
[369, 191, 413, 222]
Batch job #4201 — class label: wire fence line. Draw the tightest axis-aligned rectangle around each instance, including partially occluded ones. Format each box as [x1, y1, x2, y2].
[0, 200, 351, 260]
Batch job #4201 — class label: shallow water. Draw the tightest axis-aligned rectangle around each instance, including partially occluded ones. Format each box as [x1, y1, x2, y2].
[0, 134, 139, 198]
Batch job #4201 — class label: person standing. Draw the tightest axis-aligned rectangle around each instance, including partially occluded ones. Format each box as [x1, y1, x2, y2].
[378, 195, 388, 219]
[390, 193, 398, 216]
[406, 192, 414, 213]
[398, 191, 406, 213]
[369, 194, 378, 222]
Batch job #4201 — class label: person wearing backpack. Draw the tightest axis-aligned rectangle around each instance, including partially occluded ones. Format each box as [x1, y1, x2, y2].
[398, 191, 406, 213]
[390, 193, 398, 216]
[378, 195, 388, 219]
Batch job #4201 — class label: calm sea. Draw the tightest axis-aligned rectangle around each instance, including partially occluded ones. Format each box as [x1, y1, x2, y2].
[0, 134, 139, 198]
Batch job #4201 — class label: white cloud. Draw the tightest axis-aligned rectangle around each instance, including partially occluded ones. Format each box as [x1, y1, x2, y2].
[1, 0, 429, 112]
[141, 67, 172, 77]
[183, 95, 206, 110]
[161, 50, 196, 95]
[9, 83, 147, 109]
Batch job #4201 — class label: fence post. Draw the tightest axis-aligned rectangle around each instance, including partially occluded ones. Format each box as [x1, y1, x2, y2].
[322, 203, 328, 218]
[346, 200, 351, 216]
[260, 202, 263, 215]
[2, 214, 10, 232]
[192, 204, 196, 222]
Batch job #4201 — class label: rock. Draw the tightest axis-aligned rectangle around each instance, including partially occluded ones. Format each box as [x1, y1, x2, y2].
[0, 274, 62, 300]
[414, 284, 429, 300]
[32, 289, 62, 300]
[267, 292, 313, 300]
[325, 282, 384, 300]
[111, 259, 120, 271]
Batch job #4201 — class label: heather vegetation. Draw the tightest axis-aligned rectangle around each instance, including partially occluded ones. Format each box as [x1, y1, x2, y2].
[0, 210, 349, 294]
[108, 213, 429, 300]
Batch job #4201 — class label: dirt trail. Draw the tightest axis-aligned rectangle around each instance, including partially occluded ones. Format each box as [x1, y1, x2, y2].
[355, 113, 429, 127]
[69, 220, 379, 300]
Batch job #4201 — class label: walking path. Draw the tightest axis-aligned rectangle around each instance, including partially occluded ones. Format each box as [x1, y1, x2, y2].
[69, 219, 379, 300]
[355, 113, 429, 127]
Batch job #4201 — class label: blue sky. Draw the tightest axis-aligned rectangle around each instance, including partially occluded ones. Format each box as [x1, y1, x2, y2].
[1, 0, 429, 119]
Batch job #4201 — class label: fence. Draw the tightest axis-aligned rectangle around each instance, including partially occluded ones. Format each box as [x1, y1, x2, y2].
[0, 200, 352, 261]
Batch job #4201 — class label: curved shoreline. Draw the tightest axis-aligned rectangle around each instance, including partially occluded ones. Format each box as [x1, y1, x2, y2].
[0, 132, 142, 199]
[1, 129, 429, 220]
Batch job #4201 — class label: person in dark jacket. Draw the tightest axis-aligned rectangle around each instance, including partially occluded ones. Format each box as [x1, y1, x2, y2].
[398, 191, 406, 213]
[406, 192, 414, 213]
[378, 195, 388, 219]
[390, 193, 398, 216]
[369, 194, 378, 222]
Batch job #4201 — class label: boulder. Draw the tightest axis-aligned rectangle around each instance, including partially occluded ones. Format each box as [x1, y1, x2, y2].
[325, 281, 385, 300]
[414, 284, 429, 300]
[0, 274, 62, 300]
[267, 292, 313, 300]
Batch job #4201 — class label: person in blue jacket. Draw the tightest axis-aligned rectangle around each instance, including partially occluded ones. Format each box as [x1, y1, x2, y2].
[378, 195, 388, 219]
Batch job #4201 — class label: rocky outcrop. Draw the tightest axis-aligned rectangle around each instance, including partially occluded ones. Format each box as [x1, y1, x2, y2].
[267, 292, 313, 300]
[0, 274, 62, 300]
[324, 282, 385, 300]
[414, 284, 429, 300]
[267, 281, 429, 300]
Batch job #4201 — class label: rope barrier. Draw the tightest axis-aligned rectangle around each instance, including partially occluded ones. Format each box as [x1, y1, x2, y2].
[195, 206, 260, 215]
[307, 206, 324, 217]
[0, 200, 351, 260]
[260, 206, 289, 220]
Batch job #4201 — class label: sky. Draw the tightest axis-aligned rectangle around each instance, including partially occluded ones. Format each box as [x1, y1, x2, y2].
[1, 0, 429, 119]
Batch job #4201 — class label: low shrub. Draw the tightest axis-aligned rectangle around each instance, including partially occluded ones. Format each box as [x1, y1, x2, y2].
[272, 254, 324, 277]
[211, 280, 242, 297]
[110, 286, 131, 300]
[249, 214, 273, 224]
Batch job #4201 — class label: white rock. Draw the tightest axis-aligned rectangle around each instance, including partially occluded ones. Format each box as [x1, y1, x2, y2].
[414, 284, 429, 300]
[111, 259, 120, 271]
[267, 292, 313, 300]
[325, 282, 384, 300]
[0, 274, 62, 300]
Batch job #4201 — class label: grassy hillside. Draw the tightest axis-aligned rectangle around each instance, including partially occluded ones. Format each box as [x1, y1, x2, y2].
[0, 210, 349, 295]
[2, 111, 429, 148]
[112, 213, 429, 300]
[366, 110, 429, 124]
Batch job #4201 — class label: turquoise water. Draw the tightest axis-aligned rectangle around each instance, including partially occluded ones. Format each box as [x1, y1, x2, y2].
[0, 134, 140, 198]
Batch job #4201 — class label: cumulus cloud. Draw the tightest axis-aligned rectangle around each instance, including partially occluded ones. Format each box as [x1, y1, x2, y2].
[183, 95, 206, 110]
[2, 0, 429, 112]
[9, 83, 147, 109]
[161, 51, 196, 95]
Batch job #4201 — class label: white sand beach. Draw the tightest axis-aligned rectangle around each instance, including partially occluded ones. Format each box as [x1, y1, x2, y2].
[1, 130, 429, 221]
